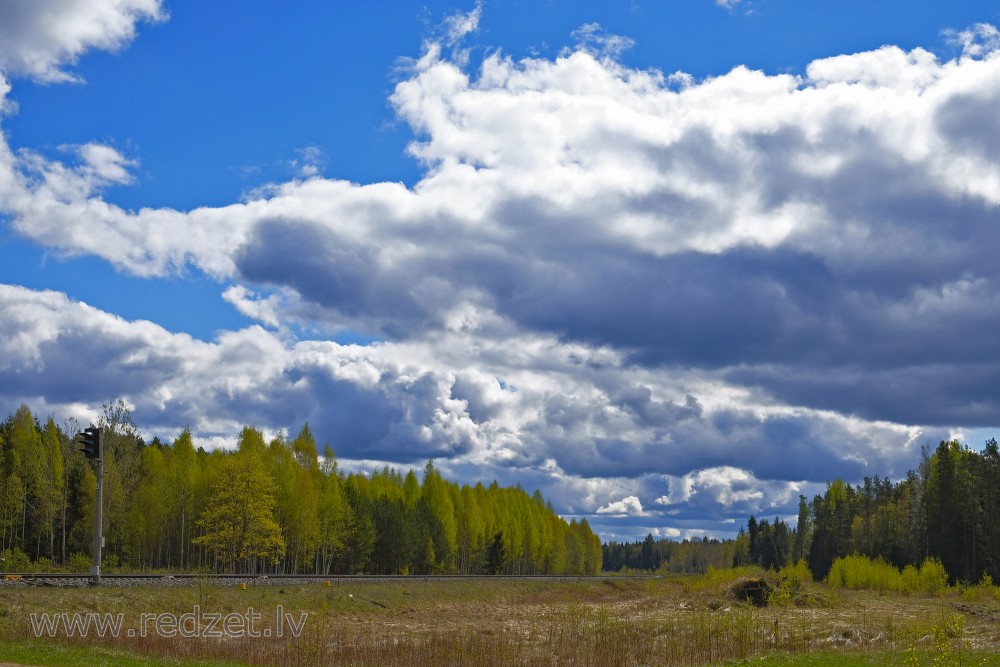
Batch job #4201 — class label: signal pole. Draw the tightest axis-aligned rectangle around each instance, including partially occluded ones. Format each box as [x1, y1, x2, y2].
[93, 451, 103, 586]
[78, 427, 103, 585]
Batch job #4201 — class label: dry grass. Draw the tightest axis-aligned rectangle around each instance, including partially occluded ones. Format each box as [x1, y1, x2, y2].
[1, 575, 999, 666]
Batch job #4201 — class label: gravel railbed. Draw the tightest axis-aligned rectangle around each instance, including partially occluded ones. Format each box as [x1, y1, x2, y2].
[0, 574, 607, 588]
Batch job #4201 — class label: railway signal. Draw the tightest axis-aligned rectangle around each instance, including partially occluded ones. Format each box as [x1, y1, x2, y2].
[76, 426, 104, 585]
[78, 427, 102, 459]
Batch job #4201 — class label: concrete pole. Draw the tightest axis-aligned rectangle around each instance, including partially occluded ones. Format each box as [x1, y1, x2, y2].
[92, 434, 103, 586]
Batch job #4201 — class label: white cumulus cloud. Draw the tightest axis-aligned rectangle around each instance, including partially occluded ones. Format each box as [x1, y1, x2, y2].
[597, 496, 644, 515]
[657, 467, 805, 514]
[0, 0, 164, 82]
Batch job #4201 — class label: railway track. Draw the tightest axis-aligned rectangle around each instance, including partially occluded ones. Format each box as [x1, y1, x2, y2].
[0, 573, 629, 588]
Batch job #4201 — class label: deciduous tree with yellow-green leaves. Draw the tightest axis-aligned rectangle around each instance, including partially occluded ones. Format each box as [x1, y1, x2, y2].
[1, 402, 601, 576]
[193, 427, 285, 572]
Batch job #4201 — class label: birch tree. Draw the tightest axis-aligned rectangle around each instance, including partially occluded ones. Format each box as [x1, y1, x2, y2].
[194, 428, 285, 572]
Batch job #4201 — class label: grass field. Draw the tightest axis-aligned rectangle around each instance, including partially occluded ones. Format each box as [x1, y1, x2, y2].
[1, 571, 998, 666]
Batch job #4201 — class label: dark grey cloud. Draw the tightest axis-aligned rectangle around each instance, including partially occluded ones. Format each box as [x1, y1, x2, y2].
[528, 404, 889, 483]
[729, 362, 1000, 427]
[240, 219, 381, 311]
[235, 217, 427, 337]
[936, 90, 1000, 163]
[0, 333, 167, 404]
[496, 247, 810, 367]
[287, 368, 474, 462]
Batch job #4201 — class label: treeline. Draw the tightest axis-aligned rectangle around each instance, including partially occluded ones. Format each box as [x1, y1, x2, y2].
[738, 439, 1000, 584]
[0, 403, 602, 575]
[602, 534, 737, 574]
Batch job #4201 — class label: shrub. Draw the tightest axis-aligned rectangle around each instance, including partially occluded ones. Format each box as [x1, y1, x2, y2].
[767, 560, 813, 606]
[687, 565, 767, 593]
[825, 554, 899, 592]
[68, 552, 92, 573]
[918, 558, 948, 596]
[778, 559, 812, 588]
[31, 557, 53, 573]
[966, 572, 1000, 601]
[900, 564, 920, 594]
[0, 548, 31, 572]
[826, 554, 952, 595]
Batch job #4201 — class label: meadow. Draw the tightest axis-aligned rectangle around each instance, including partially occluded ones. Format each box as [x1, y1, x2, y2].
[1, 568, 999, 667]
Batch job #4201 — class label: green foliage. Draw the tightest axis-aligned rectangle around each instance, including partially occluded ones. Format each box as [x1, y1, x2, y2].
[2, 401, 609, 576]
[737, 437, 1000, 589]
[778, 559, 813, 588]
[960, 572, 1000, 602]
[919, 558, 949, 596]
[827, 554, 902, 592]
[0, 547, 31, 571]
[683, 564, 768, 594]
[903, 614, 977, 667]
[67, 551, 92, 573]
[826, 554, 951, 595]
[605, 534, 736, 574]
[193, 436, 286, 571]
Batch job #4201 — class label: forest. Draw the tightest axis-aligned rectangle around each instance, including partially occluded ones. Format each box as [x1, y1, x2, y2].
[729, 439, 1000, 585]
[601, 534, 737, 575]
[6, 399, 994, 584]
[0, 402, 602, 575]
[605, 439, 1000, 585]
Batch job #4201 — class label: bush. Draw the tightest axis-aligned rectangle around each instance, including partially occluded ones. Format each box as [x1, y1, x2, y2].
[31, 556, 53, 573]
[687, 565, 767, 593]
[67, 552, 92, 573]
[826, 554, 951, 595]
[825, 554, 899, 592]
[778, 559, 812, 588]
[767, 560, 813, 606]
[900, 564, 920, 594]
[978, 572, 999, 598]
[0, 548, 31, 572]
[102, 552, 121, 573]
[919, 557, 948, 596]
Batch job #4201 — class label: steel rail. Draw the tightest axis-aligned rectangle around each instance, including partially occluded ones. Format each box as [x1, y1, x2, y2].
[1, 573, 649, 587]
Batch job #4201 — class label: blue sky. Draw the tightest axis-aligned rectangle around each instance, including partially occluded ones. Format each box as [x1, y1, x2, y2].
[2, 0, 1000, 542]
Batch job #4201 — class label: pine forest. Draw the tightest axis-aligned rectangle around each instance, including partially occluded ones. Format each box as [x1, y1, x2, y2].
[604, 438, 1000, 587]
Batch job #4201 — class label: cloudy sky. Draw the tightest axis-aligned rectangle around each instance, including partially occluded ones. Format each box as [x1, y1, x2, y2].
[2, 0, 999, 542]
